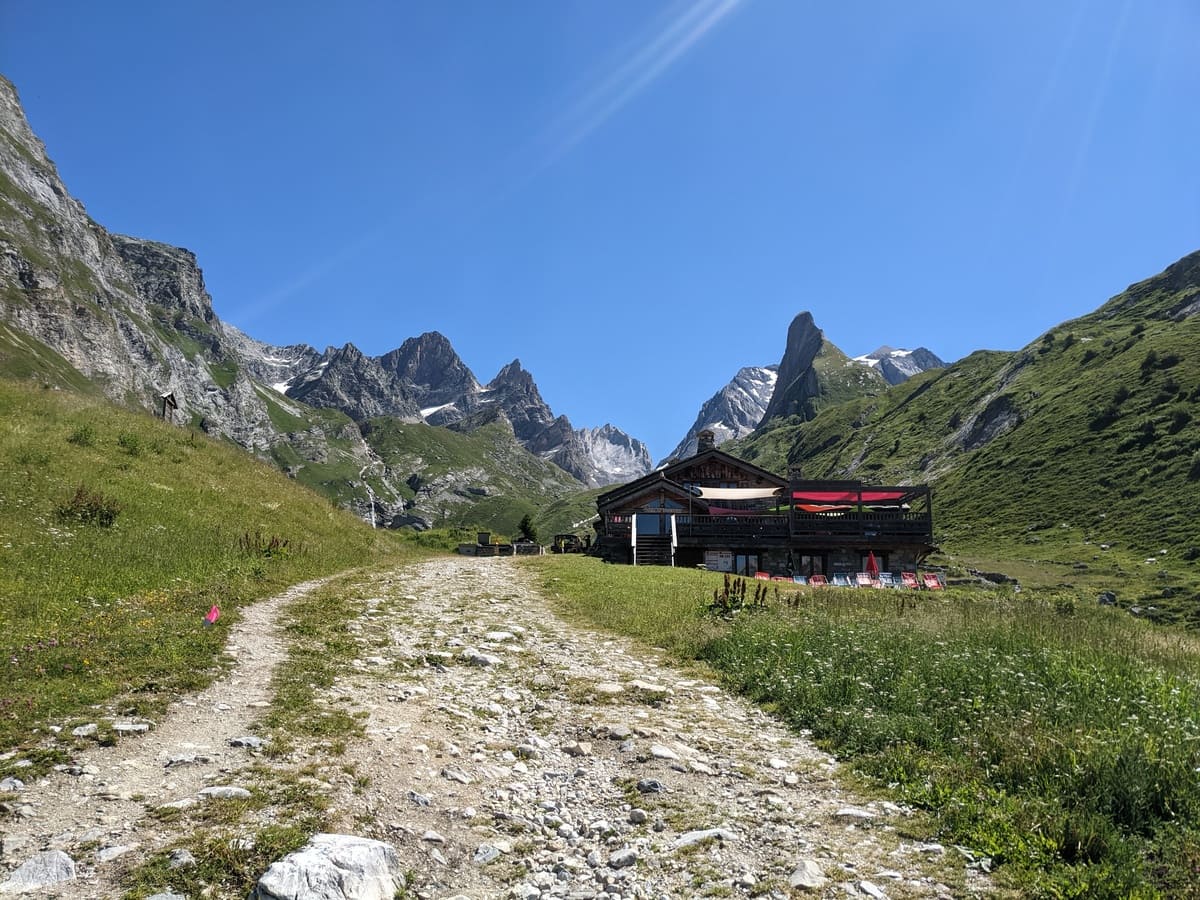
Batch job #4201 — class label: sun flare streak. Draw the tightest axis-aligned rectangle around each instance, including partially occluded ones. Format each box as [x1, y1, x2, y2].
[540, 0, 747, 163]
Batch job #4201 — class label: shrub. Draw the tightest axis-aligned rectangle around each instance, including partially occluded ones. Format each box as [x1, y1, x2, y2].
[66, 423, 95, 447]
[117, 432, 142, 456]
[239, 531, 295, 559]
[55, 484, 121, 527]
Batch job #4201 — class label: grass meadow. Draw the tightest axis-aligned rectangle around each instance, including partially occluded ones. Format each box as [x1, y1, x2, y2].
[0, 380, 415, 758]
[531, 555, 1200, 898]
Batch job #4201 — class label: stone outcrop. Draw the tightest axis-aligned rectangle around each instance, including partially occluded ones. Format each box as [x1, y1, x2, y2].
[254, 834, 406, 900]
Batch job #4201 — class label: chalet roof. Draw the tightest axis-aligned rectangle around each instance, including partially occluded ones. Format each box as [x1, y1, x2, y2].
[597, 447, 786, 511]
[659, 447, 788, 488]
[601, 475, 711, 512]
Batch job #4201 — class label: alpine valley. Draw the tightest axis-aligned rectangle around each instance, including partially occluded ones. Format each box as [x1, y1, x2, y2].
[3, 69, 1200, 623]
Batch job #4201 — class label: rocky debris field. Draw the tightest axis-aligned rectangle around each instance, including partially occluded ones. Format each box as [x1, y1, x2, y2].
[0, 558, 992, 898]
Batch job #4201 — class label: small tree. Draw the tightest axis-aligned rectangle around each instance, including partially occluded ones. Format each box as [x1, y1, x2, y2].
[517, 514, 538, 544]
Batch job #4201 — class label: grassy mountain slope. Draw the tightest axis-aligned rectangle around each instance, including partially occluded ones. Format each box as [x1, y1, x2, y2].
[0, 378, 412, 748]
[736, 252, 1200, 619]
[360, 418, 587, 536]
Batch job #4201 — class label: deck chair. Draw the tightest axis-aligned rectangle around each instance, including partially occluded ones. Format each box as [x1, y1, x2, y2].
[878, 572, 896, 587]
[754, 571, 771, 580]
[901, 571, 920, 589]
[771, 575, 791, 582]
[792, 575, 808, 585]
[855, 572, 876, 588]
[807, 574, 828, 586]
[923, 572, 945, 590]
[832, 573, 853, 587]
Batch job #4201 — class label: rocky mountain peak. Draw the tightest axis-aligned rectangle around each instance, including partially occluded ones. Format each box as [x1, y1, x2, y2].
[490, 359, 532, 388]
[286, 342, 422, 422]
[759, 311, 827, 424]
[380, 331, 479, 407]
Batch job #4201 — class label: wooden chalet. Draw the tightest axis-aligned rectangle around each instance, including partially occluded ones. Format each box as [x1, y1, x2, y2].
[594, 431, 934, 576]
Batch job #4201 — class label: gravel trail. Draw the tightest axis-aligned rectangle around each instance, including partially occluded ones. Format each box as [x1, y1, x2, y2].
[0, 558, 991, 899]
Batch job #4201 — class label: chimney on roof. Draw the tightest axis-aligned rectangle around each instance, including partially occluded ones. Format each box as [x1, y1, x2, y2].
[697, 430, 716, 453]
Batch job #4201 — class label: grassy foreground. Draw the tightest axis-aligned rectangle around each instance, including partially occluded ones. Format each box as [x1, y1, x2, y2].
[0, 380, 416, 755]
[531, 556, 1200, 898]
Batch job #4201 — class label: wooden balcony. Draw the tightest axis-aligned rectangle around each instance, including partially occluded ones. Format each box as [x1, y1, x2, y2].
[602, 511, 932, 547]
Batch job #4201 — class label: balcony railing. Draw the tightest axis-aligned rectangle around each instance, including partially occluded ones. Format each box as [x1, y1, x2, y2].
[602, 511, 931, 543]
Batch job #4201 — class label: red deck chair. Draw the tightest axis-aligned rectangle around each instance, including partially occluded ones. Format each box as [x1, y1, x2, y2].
[923, 572, 944, 590]
[754, 571, 771, 580]
[901, 571, 920, 589]
[807, 574, 828, 586]
[855, 572, 878, 588]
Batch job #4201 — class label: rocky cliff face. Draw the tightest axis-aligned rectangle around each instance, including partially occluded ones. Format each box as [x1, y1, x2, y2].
[0, 75, 297, 451]
[852, 346, 946, 385]
[667, 366, 778, 461]
[574, 424, 654, 486]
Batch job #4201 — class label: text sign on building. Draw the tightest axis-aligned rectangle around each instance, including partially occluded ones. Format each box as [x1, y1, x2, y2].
[705, 550, 733, 572]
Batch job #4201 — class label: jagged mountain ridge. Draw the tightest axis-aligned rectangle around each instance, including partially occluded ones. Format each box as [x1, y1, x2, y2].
[278, 336, 650, 488]
[852, 346, 946, 385]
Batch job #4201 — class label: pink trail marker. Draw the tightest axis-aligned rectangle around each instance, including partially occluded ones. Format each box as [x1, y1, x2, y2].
[204, 605, 221, 626]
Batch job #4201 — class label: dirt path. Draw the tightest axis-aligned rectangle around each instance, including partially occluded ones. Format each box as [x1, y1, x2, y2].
[0, 577, 328, 897]
[1, 558, 991, 899]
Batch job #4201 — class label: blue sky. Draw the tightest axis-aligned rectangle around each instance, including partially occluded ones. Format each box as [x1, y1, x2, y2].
[3, 1, 1199, 460]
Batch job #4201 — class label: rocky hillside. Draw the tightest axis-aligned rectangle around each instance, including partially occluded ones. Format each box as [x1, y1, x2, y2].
[737, 251, 1200, 573]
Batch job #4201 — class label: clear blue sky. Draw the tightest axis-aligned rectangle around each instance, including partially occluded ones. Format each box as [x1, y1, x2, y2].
[3, 1, 1198, 460]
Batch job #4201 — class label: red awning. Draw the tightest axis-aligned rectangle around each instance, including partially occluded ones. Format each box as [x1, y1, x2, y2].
[791, 490, 910, 503]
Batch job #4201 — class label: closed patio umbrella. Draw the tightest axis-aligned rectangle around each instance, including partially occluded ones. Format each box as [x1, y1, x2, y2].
[865, 551, 879, 579]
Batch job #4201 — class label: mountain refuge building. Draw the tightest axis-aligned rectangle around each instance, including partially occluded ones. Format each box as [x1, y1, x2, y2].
[593, 432, 934, 577]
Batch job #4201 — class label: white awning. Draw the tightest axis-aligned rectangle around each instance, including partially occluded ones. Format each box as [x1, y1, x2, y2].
[694, 487, 782, 500]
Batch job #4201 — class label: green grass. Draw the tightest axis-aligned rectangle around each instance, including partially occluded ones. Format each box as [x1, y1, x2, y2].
[0, 378, 415, 752]
[531, 555, 1200, 897]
